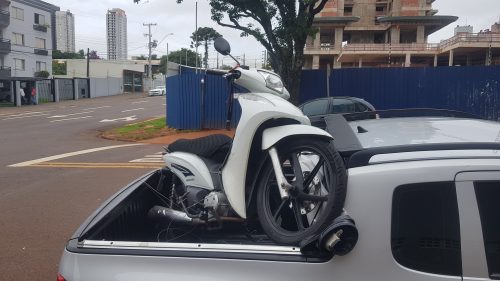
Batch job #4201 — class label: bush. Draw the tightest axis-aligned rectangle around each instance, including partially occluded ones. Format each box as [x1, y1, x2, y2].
[35, 70, 50, 78]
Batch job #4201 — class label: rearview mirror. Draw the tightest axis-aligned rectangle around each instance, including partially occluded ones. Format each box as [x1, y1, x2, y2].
[214, 37, 231, 56]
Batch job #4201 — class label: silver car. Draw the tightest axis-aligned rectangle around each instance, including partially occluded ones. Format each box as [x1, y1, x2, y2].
[58, 110, 500, 281]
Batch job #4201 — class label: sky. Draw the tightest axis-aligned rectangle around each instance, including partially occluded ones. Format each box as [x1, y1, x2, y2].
[47, 0, 500, 66]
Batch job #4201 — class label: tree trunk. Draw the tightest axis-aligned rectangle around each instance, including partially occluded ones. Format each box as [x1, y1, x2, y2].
[204, 41, 209, 69]
[271, 52, 304, 105]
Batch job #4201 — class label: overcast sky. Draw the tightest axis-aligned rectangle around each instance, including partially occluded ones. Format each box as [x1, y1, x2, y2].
[47, 0, 500, 66]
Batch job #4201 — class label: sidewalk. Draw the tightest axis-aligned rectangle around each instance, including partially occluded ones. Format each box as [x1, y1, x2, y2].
[141, 129, 235, 145]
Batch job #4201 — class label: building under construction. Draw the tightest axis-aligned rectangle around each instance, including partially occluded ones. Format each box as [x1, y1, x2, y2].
[305, 0, 500, 69]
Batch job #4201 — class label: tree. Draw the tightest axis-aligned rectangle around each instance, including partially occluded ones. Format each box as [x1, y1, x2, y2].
[135, 55, 147, 60]
[159, 48, 201, 73]
[52, 61, 67, 75]
[88, 50, 100, 60]
[134, 0, 329, 104]
[191, 27, 221, 69]
[52, 50, 85, 59]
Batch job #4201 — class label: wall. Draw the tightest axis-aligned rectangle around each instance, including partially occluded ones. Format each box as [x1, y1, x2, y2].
[64, 59, 144, 78]
[6, 0, 53, 77]
[90, 77, 123, 98]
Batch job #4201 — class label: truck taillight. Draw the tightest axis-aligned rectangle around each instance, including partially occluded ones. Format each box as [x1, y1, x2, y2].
[57, 273, 66, 281]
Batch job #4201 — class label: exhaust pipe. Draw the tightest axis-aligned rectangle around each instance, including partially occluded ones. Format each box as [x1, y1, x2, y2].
[148, 206, 204, 224]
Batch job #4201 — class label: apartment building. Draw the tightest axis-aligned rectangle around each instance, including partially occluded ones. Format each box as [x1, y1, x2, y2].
[305, 0, 500, 69]
[106, 8, 127, 60]
[3, 0, 58, 78]
[55, 10, 75, 53]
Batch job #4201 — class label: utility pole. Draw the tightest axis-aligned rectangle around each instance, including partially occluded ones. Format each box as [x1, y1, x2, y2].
[86, 48, 90, 77]
[143, 22, 157, 85]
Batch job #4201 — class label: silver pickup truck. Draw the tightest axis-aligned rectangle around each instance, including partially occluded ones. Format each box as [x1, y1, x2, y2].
[58, 111, 500, 281]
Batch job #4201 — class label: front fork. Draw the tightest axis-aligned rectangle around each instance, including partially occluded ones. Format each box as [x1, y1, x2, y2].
[268, 147, 294, 200]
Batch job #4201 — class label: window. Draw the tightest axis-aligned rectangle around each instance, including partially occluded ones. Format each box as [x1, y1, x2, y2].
[474, 182, 500, 278]
[12, 33, 24, 46]
[35, 38, 46, 49]
[34, 13, 46, 25]
[11, 6, 24, 20]
[301, 99, 329, 116]
[331, 98, 356, 113]
[392, 182, 461, 276]
[344, 5, 353, 16]
[36, 61, 46, 72]
[355, 102, 368, 112]
[13, 58, 25, 71]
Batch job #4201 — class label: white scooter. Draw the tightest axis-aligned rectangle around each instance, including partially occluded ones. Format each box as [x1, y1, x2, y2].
[155, 37, 347, 245]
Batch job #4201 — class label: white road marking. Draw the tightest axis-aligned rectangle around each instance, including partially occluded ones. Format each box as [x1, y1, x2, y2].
[121, 108, 144, 113]
[8, 144, 145, 167]
[2, 113, 49, 120]
[0, 111, 42, 117]
[84, 106, 112, 110]
[162, 104, 166, 106]
[100, 115, 137, 122]
[132, 100, 149, 104]
[50, 116, 93, 123]
[47, 111, 94, 118]
[129, 152, 165, 163]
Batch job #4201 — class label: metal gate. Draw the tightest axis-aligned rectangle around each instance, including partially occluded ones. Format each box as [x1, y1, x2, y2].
[57, 79, 74, 101]
[36, 79, 53, 103]
[75, 78, 89, 99]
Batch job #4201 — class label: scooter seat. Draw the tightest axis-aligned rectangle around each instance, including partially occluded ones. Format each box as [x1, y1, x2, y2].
[167, 134, 232, 162]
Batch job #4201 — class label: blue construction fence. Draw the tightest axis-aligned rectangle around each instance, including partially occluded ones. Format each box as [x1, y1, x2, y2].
[166, 71, 243, 130]
[166, 66, 500, 129]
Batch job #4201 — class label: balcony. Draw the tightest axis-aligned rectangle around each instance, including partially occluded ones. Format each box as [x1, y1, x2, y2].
[34, 48, 48, 56]
[0, 9, 9, 27]
[0, 38, 10, 54]
[341, 43, 439, 54]
[0, 66, 11, 78]
[33, 24, 48, 32]
[439, 33, 500, 51]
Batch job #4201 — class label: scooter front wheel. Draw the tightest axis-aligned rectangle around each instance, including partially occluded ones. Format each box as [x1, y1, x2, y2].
[256, 138, 347, 245]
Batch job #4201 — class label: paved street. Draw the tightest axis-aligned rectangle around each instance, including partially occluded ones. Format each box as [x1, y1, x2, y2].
[0, 94, 169, 281]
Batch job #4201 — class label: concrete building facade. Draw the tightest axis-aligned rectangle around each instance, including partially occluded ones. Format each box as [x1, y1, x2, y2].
[3, 0, 58, 78]
[305, 0, 500, 69]
[106, 8, 127, 60]
[55, 10, 75, 53]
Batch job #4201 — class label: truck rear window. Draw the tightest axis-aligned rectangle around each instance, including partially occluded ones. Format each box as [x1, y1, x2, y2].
[391, 182, 461, 276]
[474, 182, 500, 279]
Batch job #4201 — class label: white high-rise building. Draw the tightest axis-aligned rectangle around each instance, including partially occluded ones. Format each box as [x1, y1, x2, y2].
[106, 8, 127, 60]
[55, 10, 75, 53]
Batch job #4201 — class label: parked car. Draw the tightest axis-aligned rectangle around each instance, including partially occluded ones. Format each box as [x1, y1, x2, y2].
[149, 86, 166, 96]
[299, 96, 376, 128]
[58, 110, 500, 281]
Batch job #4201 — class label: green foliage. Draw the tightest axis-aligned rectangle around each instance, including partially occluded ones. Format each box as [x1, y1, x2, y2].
[52, 61, 67, 75]
[159, 48, 201, 73]
[135, 55, 147, 60]
[34, 70, 50, 78]
[52, 49, 85, 59]
[191, 27, 222, 68]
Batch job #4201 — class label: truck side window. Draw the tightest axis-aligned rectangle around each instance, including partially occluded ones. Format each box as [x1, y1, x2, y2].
[391, 182, 461, 276]
[474, 182, 500, 279]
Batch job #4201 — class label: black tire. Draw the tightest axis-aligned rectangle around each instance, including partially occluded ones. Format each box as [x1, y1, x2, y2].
[256, 137, 347, 245]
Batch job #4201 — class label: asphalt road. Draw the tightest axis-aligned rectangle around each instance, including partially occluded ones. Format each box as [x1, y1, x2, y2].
[0, 94, 169, 281]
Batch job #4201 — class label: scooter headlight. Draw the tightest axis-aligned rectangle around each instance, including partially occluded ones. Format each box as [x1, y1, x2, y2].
[258, 70, 284, 94]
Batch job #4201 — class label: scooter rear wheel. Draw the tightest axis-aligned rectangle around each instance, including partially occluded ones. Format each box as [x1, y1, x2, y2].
[256, 138, 347, 245]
